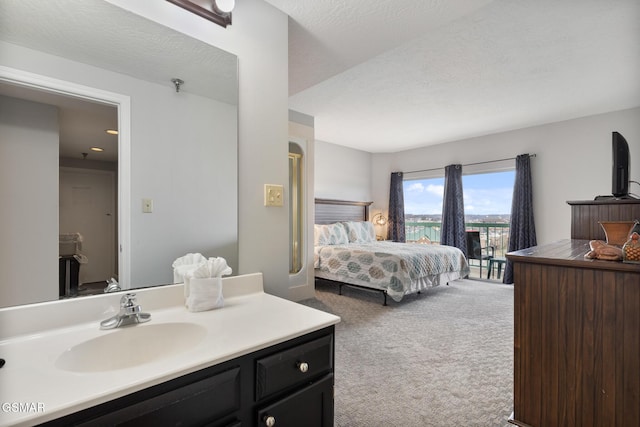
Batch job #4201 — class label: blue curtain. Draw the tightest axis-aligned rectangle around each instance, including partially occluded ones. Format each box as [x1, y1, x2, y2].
[503, 154, 537, 284]
[388, 172, 406, 242]
[441, 164, 467, 255]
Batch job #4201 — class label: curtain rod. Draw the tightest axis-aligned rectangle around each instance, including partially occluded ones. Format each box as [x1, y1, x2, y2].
[402, 153, 536, 175]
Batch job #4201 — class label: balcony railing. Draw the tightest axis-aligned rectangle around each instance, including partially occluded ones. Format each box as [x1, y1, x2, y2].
[405, 221, 511, 258]
[405, 221, 510, 280]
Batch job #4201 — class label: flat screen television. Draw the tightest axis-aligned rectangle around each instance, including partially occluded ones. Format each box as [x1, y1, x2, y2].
[612, 131, 630, 198]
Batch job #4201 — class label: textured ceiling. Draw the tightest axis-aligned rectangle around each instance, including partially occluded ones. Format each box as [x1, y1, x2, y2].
[0, 0, 237, 162]
[0, 82, 119, 161]
[265, 0, 640, 153]
[0, 0, 237, 104]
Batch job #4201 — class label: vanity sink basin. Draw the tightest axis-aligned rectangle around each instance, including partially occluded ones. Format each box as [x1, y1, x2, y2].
[56, 322, 207, 373]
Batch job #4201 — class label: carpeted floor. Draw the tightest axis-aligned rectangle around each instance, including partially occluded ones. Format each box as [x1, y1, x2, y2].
[300, 279, 514, 427]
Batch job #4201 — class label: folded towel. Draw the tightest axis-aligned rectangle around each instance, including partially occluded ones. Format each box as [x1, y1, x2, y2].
[185, 257, 232, 312]
[172, 253, 207, 299]
[186, 277, 224, 312]
[192, 257, 232, 279]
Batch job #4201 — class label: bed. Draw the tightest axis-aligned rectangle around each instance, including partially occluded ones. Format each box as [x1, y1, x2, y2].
[314, 198, 470, 304]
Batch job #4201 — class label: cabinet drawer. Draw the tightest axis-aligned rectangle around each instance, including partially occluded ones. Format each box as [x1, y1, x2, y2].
[257, 374, 334, 427]
[256, 334, 333, 400]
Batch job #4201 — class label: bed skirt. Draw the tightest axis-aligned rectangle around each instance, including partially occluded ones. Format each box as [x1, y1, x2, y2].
[314, 269, 465, 303]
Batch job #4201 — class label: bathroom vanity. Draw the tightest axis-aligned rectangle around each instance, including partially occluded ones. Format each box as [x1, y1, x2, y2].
[44, 327, 334, 426]
[0, 274, 339, 426]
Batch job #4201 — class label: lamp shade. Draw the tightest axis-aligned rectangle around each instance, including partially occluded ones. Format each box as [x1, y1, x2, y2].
[373, 213, 388, 226]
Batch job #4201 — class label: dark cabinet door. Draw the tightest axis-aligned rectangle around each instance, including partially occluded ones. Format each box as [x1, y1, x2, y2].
[47, 367, 241, 427]
[257, 374, 334, 427]
[112, 367, 240, 426]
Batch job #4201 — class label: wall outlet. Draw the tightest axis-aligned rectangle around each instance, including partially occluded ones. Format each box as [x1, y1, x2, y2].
[264, 184, 284, 207]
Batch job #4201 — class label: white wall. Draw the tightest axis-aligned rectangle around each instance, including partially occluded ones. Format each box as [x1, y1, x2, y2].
[129, 88, 238, 286]
[369, 107, 640, 245]
[105, 0, 291, 297]
[315, 140, 373, 202]
[1, 41, 238, 292]
[0, 96, 59, 306]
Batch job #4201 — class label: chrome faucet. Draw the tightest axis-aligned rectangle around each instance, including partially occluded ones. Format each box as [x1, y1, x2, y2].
[103, 277, 121, 293]
[100, 293, 151, 329]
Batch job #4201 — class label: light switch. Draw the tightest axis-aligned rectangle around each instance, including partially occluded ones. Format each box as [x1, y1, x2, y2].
[264, 184, 284, 207]
[142, 198, 153, 213]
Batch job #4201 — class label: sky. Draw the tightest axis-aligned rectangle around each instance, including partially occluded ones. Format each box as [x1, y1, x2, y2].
[403, 171, 516, 216]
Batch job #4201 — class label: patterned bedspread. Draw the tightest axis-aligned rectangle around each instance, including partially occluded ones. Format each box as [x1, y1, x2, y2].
[314, 241, 469, 301]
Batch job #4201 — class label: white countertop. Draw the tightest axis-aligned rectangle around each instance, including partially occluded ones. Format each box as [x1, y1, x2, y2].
[0, 274, 339, 426]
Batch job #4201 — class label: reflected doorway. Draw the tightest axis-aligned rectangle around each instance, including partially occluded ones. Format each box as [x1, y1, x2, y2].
[60, 167, 117, 286]
[0, 75, 123, 303]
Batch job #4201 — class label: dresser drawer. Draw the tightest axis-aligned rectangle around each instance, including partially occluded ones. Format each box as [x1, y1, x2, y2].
[256, 334, 333, 400]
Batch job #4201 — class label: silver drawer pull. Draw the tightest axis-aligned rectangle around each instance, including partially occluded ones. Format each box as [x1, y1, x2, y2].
[264, 415, 276, 426]
[297, 361, 309, 373]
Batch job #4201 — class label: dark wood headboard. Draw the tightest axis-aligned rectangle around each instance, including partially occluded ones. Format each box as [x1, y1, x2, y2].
[315, 198, 373, 224]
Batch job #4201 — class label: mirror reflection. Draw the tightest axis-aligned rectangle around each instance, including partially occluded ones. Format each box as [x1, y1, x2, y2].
[0, 0, 238, 308]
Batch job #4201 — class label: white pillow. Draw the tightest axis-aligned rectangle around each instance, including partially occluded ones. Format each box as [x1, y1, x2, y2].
[314, 223, 349, 245]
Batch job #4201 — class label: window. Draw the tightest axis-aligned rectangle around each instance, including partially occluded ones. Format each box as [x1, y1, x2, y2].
[403, 170, 515, 252]
[404, 177, 444, 243]
[461, 171, 515, 221]
[462, 171, 515, 258]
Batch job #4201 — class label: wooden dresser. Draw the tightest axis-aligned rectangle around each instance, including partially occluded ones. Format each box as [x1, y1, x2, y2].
[567, 199, 640, 240]
[508, 199, 640, 427]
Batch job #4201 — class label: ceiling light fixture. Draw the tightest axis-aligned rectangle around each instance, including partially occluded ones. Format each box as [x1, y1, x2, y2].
[90, 147, 104, 152]
[171, 78, 184, 93]
[105, 129, 118, 135]
[213, 0, 235, 13]
[166, 0, 234, 28]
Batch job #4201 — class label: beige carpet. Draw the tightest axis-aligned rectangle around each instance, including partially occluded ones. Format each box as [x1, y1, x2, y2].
[300, 278, 514, 427]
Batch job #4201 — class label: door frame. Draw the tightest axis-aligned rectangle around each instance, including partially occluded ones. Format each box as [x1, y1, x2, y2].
[288, 136, 315, 301]
[0, 65, 132, 289]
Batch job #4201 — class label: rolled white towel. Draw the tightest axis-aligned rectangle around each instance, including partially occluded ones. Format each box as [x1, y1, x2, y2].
[193, 257, 232, 279]
[172, 253, 207, 299]
[186, 277, 224, 312]
[185, 257, 232, 312]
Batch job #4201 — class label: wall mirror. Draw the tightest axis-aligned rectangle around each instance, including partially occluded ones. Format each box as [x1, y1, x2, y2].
[0, 0, 238, 308]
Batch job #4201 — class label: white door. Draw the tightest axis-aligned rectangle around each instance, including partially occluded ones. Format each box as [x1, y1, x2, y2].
[59, 168, 116, 284]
